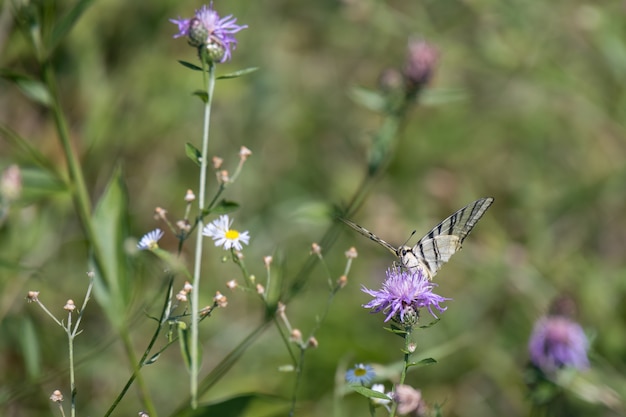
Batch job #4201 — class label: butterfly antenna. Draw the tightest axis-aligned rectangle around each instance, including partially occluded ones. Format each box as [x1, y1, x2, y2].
[401, 230, 417, 247]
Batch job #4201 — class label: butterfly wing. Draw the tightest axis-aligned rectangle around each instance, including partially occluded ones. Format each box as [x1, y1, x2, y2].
[410, 197, 494, 278]
[339, 217, 398, 256]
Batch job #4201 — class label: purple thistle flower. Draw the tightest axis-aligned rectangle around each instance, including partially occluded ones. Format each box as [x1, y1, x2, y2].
[528, 315, 590, 373]
[170, 3, 247, 63]
[362, 267, 450, 323]
[403, 38, 438, 96]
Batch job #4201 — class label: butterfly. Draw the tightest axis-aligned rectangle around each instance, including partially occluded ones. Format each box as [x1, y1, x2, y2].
[340, 197, 494, 279]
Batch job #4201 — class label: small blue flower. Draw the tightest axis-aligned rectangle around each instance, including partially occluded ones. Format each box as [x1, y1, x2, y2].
[137, 228, 164, 251]
[362, 267, 450, 323]
[170, 3, 247, 63]
[345, 363, 375, 385]
[528, 315, 589, 373]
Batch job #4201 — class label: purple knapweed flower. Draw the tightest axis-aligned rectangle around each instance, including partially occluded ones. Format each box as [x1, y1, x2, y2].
[528, 315, 590, 374]
[403, 38, 438, 94]
[170, 3, 247, 63]
[362, 267, 450, 323]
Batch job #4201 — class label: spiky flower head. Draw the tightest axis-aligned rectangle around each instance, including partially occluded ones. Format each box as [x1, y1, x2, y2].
[170, 3, 247, 63]
[528, 315, 589, 373]
[403, 38, 438, 97]
[362, 267, 449, 323]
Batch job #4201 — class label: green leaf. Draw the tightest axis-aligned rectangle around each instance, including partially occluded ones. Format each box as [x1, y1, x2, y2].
[185, 142, 202, 167]
[192, 90, 208, 103]
[178, 322, 192, 371]
[420, 88, 468, 106]
[178, 60, 204, 71]
[0, 70, 52, 107]
[145, 352, 161, 365]
[17, 317, 42, 379]
[385, 325, 408, 336]
[348, 385, 391, 400]
[419, 318, 440, 329]
[349, 86, 387, 113]
[0, 123, 59, 173]
[91, 167, 131, 329]
[207, 199, 240, 215]
[217, 67, 259, 80]
[49, 0, 96, 52]
[407, 357, 437, 367]
[19, 166, 68, 202]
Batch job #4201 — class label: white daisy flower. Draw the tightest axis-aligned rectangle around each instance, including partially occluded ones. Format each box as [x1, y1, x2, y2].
[202, 215, 250, 251]
[137, 228, 164, 250]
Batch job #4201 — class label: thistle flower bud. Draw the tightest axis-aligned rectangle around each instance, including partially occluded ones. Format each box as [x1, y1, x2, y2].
[212, 156, 224, 169]
[345, 247, 358, 259]
[239, 146, 252, 161]
[184, 189, 196, 202]
[64, 300, 76, 312]
[50, 390, 63, 402]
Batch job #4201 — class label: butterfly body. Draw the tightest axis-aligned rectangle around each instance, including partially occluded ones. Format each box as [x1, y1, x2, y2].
[340, 197, 494, 279]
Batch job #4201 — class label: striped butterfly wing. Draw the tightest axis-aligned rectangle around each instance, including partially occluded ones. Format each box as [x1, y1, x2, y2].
[407, 197, 494, 279]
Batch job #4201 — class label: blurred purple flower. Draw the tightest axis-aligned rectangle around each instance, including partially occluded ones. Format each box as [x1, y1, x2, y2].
[362, 267, 450, 323]
[403, 38, 438, 94]
[528, 315, 589, 373]
[170, 3, 247, 63]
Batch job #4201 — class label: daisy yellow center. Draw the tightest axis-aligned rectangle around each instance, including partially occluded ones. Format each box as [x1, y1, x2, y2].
[354, 367, 367, 377]
[225, 229, 240, 240]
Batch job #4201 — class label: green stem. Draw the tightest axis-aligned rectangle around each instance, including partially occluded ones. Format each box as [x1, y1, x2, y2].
[190, 61, 216, 409]
[42, 60, 155, 413]
[67, 313, 75, 417]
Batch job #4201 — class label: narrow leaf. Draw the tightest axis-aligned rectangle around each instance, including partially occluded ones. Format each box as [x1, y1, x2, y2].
[178, 323, 192, 371]
[91, 167, 131, 329]
[349, 86, 386, 113]
[217, 67, 259, 80]
[50, 0, 97, 52]
[178, 60, 204, 71]
[206, 199, 240, 215]
[185, 142, 202, 167]
[408, 358, 437, 367]
[0, 70, 52, 107]
[192, 90, 208, 103]
[349, 385, 391, 400]
[419, 318, 440, 329]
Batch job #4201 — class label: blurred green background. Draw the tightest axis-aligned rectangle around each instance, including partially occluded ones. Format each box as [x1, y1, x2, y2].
[1, 0, 625, 416]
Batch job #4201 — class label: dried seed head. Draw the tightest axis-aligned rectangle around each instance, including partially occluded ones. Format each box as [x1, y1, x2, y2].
[214, 291, 228, 308]
[345, 246, 358, 259]
[50, 390, 63, 402]
[212, 156, 224, 169]
[184, 189, 196, 202]
[26, 291, 40, 303]
[311, 243, 322, 255]
[239, 146, 252, 161]
[64, 300, 76, 312]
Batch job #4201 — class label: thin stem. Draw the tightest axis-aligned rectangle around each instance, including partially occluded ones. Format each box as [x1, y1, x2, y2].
[390, 326, 413, 417]
[288, 347, 307, 417]
[190, 61, 216, 409]
[67, 312, 75, 417]
[103, 276, 175, 417]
